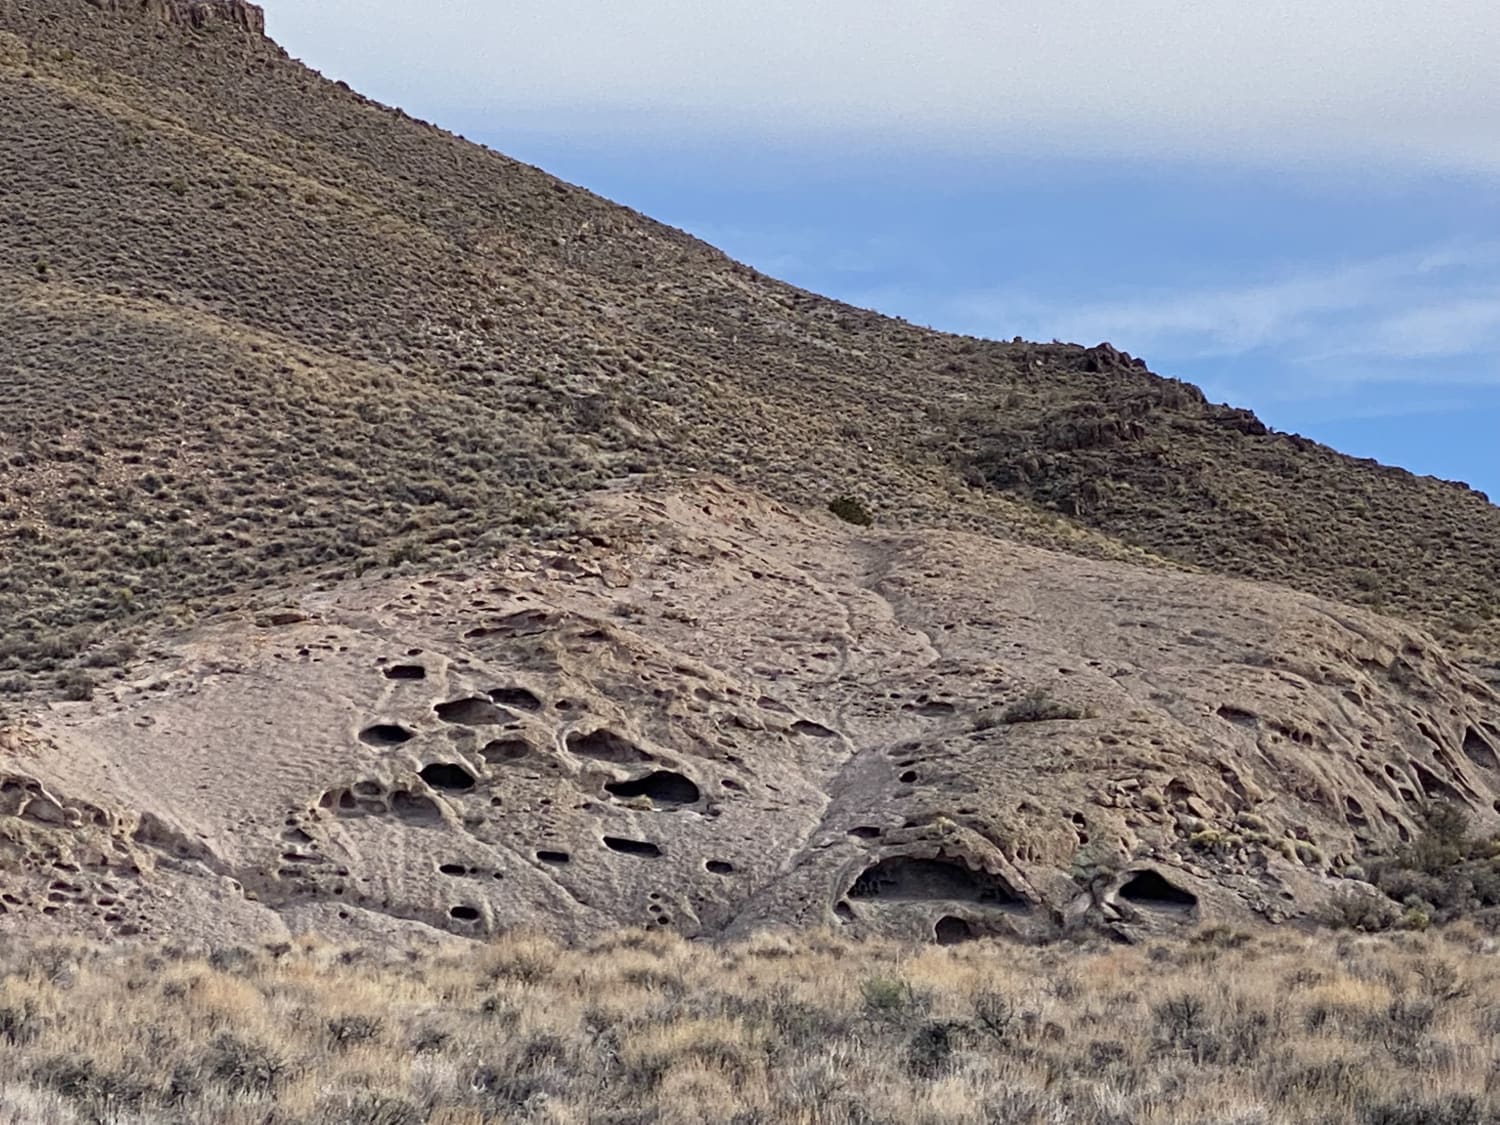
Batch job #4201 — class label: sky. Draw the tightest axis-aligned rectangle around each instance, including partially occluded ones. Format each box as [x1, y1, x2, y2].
[260, 1, 1500, 501]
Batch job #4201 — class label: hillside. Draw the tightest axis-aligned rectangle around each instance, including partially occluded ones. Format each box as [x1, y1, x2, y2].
[5, 478, 1500, 948]
[1, 0, 1498, 702]
[8, 10, 1500, 1124]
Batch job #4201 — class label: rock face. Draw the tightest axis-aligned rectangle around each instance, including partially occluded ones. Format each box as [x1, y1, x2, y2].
[85, 0, 264, 34]
[3, 481, 1496, 947]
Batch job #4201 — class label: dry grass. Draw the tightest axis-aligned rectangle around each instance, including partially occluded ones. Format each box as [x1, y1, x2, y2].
[0, 926, 1497, 1124]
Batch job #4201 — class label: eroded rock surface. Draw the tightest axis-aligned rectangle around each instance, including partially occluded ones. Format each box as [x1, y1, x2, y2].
[3, 481, 1497, 946]
[84, 0, 266, 34]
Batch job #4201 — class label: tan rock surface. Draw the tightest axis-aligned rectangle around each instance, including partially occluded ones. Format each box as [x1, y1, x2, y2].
[3, 480, 1498, 946]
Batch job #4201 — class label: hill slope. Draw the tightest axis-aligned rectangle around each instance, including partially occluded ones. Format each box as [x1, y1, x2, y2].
[1, 0, 1498, 691]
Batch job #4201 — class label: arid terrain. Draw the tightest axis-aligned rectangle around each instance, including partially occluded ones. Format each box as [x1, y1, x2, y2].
[2, 925, 1498, 1124]
[3, 1, 1500, 1121]
[6, 478, 1500, 951]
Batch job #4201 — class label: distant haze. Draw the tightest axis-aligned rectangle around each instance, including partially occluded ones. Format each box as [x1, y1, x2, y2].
[265, 1, 1500, 173]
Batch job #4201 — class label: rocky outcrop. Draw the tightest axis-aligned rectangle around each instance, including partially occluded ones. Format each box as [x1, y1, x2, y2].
[4, 480, 1496, 948]
[85, 0, 264, 34]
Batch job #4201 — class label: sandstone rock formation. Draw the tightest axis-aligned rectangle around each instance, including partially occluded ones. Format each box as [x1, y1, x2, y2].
[84, 0, 264, 34]
[2, 0, 1498, 954]
[4, 481, 1496, 947]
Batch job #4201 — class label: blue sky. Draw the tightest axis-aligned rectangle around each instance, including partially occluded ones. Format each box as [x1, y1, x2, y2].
[260, 1, 1500, 502]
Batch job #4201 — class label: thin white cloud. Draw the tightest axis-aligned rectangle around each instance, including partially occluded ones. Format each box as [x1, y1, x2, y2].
[934, 241, 1500, 386]
[1363, 296, 1500, 360]
[258, 1, 1500, 174]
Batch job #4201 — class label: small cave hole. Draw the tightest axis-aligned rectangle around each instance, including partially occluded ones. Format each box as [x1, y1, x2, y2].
[359, 723, 414, 748]
[605, 771, 701, 807]
[792, 720, 837, 738]
[934, 916, 975, 945]
[537, 850, 570, 865]
[834, 901, 854, 922]
[389, 790, 442, 824]
[706, 860, 734, 875]
[1462, 727, 1499, 771]
[568, 729, 652, 764]
[916, 701, 956, 717]
[384, 664, 427, 681]
[481, 738, 531, 763]
[1410, 761, 1463, 802]
[603, 837, 662, 858]
[435, 697, 510, 726]
[1216, 706, 1257, 728]
[438, 863, 467, 876]
[898, 770, 918, 784]
[490, 687, 543, 712]
[848, 856, 1024, 909]
[1118, 870, 1198, 912]
[449, 905, 481, 922]
[849, 826, 882, 839]
[419, 763, 477, 792]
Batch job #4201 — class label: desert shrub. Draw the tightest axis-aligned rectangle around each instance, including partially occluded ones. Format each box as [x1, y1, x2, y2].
[1363, 1093, 1491, 1125]
[1272, 1057, 1369, 1104]
[54, 669, 94, 701]
[80, 639, 136, 668]
[1151, 992, 1220, 1062]
[860, 976, 928, 1025]
[327, 1014, 384, 1049]
[1357, 802, 1500, 925]
[33, 1056, 150, 1117]
[199, 1032, 290, 1096]
[1406, 803, 1473, 876]
[972, 989, 1019, 1044]
[760, 995, 848, 1052]
[0, 1000, 40, 1046]
[1325, 888, 1399, 932]
[1002, 689, 1087, 724]
[314, 1094, 424, 1125]
[1373, 998, 1439, 1067]
[827, 495, 872, 526]
[904, 1019, 964, 1078]
[1414, 959, 1471, 1004]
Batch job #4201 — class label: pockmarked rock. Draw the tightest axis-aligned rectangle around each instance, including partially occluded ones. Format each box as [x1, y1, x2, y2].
[3, 481, 1495, 946]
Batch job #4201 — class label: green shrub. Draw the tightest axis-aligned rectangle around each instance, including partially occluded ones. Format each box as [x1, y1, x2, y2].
[827, 495, 872, 526]
[1405, 803, 1472, 875]
[1324, 888, 1397, 932]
